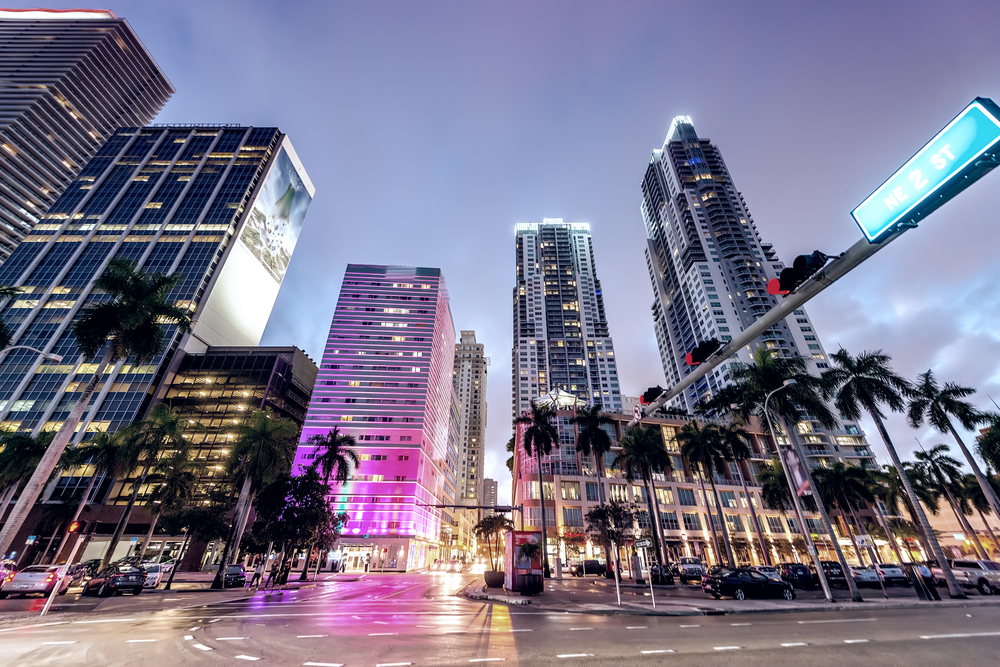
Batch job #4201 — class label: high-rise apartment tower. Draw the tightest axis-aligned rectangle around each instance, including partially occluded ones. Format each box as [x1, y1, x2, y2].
[641, 117, 874, 468]
[453, 330, 487, 503]
[0, 9, 173, 261]
[513, 219, 621, 416]
[294, 264, 457, 572]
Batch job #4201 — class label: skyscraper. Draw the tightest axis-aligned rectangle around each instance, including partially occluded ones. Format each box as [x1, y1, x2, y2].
[0, 124, 313, 446]
[294, 264, 457, 572]
[453, 330, 487, 504]
[641, 117, 874, 468]
[513, 219, 621, 417]
[482, 477, 498, 509]
[0, 9, 173, 261]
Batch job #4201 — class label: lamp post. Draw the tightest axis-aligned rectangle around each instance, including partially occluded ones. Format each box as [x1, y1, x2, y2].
[763, 380, 835, 603]
[1, 345, 63, 363]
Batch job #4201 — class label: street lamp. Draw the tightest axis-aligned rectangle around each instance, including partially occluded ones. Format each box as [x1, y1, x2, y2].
[762, 380, 835, 603]
[1, 345, 62, 363]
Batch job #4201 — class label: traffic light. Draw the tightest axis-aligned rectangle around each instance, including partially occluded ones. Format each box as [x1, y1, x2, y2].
[67, 521, 81, 533]
[686, 338, 722, 366]
[641, 386, 664, 404]
[766, 251, 832, 295]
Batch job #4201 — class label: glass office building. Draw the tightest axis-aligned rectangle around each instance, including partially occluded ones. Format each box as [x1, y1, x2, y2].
[0, 125, 314, 507]
[0, 9, 173, 261]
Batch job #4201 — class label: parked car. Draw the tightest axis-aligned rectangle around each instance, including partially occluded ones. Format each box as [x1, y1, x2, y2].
[674, 557, 704, 584]
[83, 564, 146, 596]
[223, 564, 247, 588]
[933, 559, 1000, 595]
[572, 560, 606, 577]
[777, 562, 815, 589]
[817, 561, 848, 589]
[0, 559, 17, 586]
[849, 565, 881, 587]
[703, 567, 796, 601]
[446, 560, 464, 573]
[65, 563, 90, 586]
[874, 563, 909, 586]
[142, 563, 166, 588]
[648, 564, 675, 585]
[78, 558, 103, 583]
[751, 565, 782, 581]
[0, 565, 70, 598]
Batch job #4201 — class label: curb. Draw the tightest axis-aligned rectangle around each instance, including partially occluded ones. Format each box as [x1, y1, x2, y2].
[461, 580, 531, 606]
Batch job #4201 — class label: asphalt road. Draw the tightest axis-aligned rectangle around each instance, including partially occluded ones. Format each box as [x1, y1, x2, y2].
[1, 571, 998, 666]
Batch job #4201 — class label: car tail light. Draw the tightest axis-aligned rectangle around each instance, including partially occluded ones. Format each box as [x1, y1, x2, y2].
[3, 572, 14, 583]
[45, 573, 55, 583]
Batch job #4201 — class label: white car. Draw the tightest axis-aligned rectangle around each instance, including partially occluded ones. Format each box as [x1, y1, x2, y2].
[849, 566, 881, 587]
[142, 563, 165, 588]
[0, 565, 70, 598]
[874, 563, 908, 585]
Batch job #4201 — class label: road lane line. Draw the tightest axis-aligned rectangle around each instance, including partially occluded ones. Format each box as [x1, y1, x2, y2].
[556, 654, 593, 659]
[297, 634, 327, 638]
[416, 625, 437, 628]
[0, 622, 67, 633]
[74, 618, 137, 624]
[184, 635, 194, 640]
[443, 630, 468, 634]
[127, 639, 157, 643]
[680, 624, 700, 628]
[510, 629, 533, 632]
[209, 619, 222, 623]
[374, 620, 389, 625]
[626, 626, 647, 630]
[731, 623, 752, 626]
[570, 627, 593, 631]
[218, 637, 246, 640]
[714, 646, 742, 651]
[235, 656, 261, 661]
[42, 641, 76, 645]
[921, 632, 1000, 639]
[844, 639, 869, 644]
[191, 644, 213, 651]
[641, 650, 675, 654]
[469, 660, 505, 663]
[798, 618, 875, 624]
[369, 632, 399, 636]
[781, 642, 808, 647]
[303, 663, 343, 666]
[188, 626, 201, 631]
[375, 663, 412, 667]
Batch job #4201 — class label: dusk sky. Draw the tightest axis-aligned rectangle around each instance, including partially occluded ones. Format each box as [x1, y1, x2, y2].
[38, 1, 1000, 503]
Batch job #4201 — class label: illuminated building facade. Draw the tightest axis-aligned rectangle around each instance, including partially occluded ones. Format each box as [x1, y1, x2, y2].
[513, 219, 622, 418]
[0, 124, 313, 516]
[453, 330, 487, 504]
[295, 264, 456, 572]
[0, 9, 173, 261]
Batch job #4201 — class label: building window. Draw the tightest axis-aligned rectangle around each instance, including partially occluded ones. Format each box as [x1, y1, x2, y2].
[585, 483, 600, 502]
[682, 512, 702, 531]
[655, 488, 673, 505]
[677, 488, 697, 506]
[561, 481, 580, 500]
[562, 507, 583, 527]
[766, 516, 785, 533]
[660, 511, 680, 531]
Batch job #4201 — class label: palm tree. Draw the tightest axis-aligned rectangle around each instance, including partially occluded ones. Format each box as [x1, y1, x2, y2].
[908, 370, 1000, 519]
[571, 403, 615, 565]
[614, 424, 673, 577]
[914, 445, 988, 559]
[0, 433, 52, 526]
[757, 457, 792, 515]
[729, 347, 863, 601]
[719, 423, 770, 565]
[977, 414, 1000, 474]
[136, 445, 203, 561]
[514, 402, 558, 577]
[0, 259, 192, 559]
[0, 284, 21, 350]
[474, 513, 514, 572]
[101, 404, 187, 569]
[812, 462, 877, 565]
[961, 473, 1000, 556]
[677, 420, 735, 567]
[51, 431, 133, 562]
[864, 467, 909, 566]
[309, 427, 360, 485]
[212, 407, 297, 589]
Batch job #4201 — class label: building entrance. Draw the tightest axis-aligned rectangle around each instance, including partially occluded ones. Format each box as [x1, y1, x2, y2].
[342, 544, 374, 572]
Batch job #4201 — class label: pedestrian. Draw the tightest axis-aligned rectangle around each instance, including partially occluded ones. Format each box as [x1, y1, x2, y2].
[340, 559, 347, 573]
[364, 553, 371, 572]
[264, 559, 279, 589]
[250, 560, 264, 588]
[918, 563, 941, 600]
[279, 558, 292, 587]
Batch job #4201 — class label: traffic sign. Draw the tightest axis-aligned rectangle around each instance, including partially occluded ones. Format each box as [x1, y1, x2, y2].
[635, 538, 652, 548]
[130, 536, 138, 543]
[26, 535, 36, 545]
[852, 98, 1000, 243]
[633, 404, 642, 421]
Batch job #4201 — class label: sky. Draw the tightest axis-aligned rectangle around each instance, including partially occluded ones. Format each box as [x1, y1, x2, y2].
[35, 0, 1000, 504]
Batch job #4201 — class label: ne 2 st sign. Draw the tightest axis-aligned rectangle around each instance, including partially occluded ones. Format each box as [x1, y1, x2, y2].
[852, 98, 1000, 243]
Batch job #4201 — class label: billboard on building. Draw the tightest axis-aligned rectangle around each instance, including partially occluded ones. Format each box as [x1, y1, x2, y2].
[193, 136, 315, 348]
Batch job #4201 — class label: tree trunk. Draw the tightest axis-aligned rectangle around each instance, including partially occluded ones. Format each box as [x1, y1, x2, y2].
[596, 452, 613, 571]
[736, 460, 770, 565]
[947, 421, 1000, 517]
[52, 472, 98, 565]
[0, 483, 17, 524]
[872, 501, 906, 566]
[976, 507, 1000, 557]
[0, 346, 115, 558]
[782, 417, 864, 602]
[299, 542, 315, 580]
[163, 530, 190, 590]
[869, 409, 966, 598]
[697, 469, 721, 566]
[101, 463, 151, 570]
[942, 485, 987, 559]
[536, 447, 549, 577]
[645, 470, 667, 576]
[211, 475, 253, 589]
[708, 475, 736, 567]
[844, 498, 878, 566]
[42, 521, 63, 564]
[640, 472, 664, 578]
[136, 509, 161, 561]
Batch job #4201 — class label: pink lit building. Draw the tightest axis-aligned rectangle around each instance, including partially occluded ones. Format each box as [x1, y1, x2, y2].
[295, 264, 456, 572]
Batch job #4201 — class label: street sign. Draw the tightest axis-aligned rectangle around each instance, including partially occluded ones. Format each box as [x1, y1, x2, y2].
[130, 537, 138, 543]
[635, 539, 652, 548]
[633, 404, 642, 421]
[852, 98, 1000, 243]
[25, 535, 36, 545]
[856, 534, 875, 548]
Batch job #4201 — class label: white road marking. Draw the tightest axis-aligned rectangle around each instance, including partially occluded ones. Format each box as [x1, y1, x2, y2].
[191, 644, 213, 651]
[374, 620, 389, 625]
[641, 649, 675, 654]
[714, 646, 742, 651]
[626, 626, 647, 630]
[127, 639, 158, 643]
[556, 654, 593, 659]
[798, 618, 875, 624]
[218, 636, 246, 640]
[921, 632, 1000, 639]
[469, 660, 505, 663]
[303, 663, 344, 666]
[443, 630, 468, 634]
[297, 634, 327, 638]
[416, 625, 437, 628]
[235, 656, 261, 661]
[188, 626, 201, 631]
[74, 618, 136, 624]
[42, 641, 76, 645]
[781, 642, 808, 647]
[369, 632, 398, 636]
[0, 622, 67, 633]
[375, 663, 412, 667]
[209, 619, 222, 623]
[184, 635, 194, 640]
[680, 624, 700, 628]
[844, 639, 869, 644]
[731, 623, 752, 626]
[510, 629, 533, 632]
[570, 627, 593, 631]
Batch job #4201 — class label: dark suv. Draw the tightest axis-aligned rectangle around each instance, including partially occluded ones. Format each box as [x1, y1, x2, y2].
[778, 562, 815, 589]
[572, 560, 606, 577]
[223, 564, 247, 588]
[818, 560, 848, 589]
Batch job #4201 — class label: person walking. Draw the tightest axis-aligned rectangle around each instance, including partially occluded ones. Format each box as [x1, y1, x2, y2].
[250, 560, 264, 588]
[364, 553, 371, 572]
[279, 558, 292, 588]
[264, 559, 280, 589]
[918, 562, 941, 600]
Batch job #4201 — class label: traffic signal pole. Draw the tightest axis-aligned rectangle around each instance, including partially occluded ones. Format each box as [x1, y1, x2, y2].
[632, 228, 908, 425]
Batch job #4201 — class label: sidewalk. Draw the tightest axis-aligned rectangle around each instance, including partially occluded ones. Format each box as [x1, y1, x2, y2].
[463, 575, 1000, 617]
